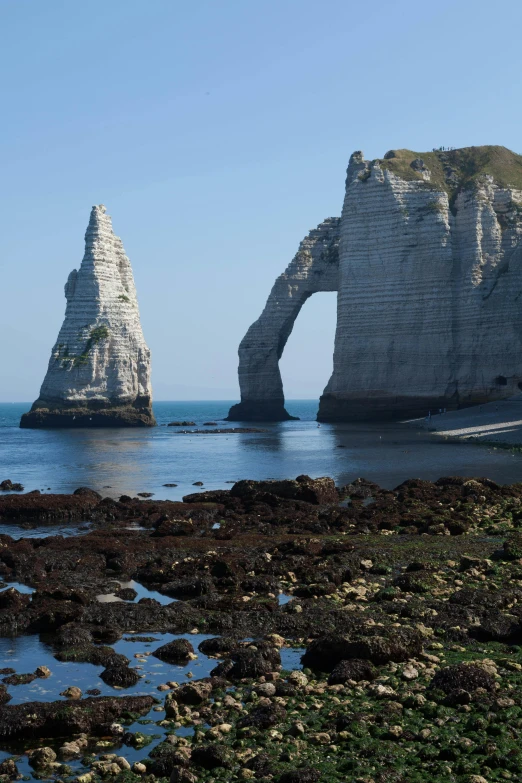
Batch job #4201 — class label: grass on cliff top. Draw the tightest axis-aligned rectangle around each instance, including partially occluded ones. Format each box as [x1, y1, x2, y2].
[378, 144, 522, 194]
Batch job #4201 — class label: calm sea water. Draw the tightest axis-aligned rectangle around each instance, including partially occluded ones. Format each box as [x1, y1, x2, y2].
[2, 400, 522, 500]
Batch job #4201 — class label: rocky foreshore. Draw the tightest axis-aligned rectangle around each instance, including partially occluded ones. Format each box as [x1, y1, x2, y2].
[2, 474, 522, 781]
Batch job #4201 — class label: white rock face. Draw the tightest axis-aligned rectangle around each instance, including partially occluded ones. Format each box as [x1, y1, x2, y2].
[227, 218, 340, 420]
[229, 146, 522, 421]
[320, 152, 522, 420]
[21, 205, 155, 427]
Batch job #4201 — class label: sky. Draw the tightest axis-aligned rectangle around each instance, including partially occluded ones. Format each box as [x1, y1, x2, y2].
[2, 0, 522, 401]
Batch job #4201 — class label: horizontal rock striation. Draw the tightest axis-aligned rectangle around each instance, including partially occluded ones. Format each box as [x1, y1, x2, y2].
[231, 146, 522, 421]
[227, 218, 340, 421]
[21, 205, 155, 428]
[320, 147, 522, 420]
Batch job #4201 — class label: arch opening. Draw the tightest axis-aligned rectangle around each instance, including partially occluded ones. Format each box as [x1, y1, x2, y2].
[279, 291, 337, 418]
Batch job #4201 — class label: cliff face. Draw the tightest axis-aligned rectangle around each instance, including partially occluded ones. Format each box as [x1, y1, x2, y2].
[229, 146, 522, 421]
[21, 205, 155, 428]
[227, 218, 340, 421]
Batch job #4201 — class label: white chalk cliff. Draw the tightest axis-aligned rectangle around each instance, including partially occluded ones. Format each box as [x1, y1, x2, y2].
[21, 205, 155, 427]
[229, 146, 522, 421]
[227, 218, 340, 420]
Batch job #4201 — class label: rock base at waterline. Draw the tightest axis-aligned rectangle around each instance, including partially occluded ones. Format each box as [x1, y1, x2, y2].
[226, 400, 298, 422]
[20, 401, 156, 428]
[316, 392, 499, 422]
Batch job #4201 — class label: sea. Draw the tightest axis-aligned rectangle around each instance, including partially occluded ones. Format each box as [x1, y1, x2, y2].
[2, 400, 522, 501]
[2, 399, 522, 773]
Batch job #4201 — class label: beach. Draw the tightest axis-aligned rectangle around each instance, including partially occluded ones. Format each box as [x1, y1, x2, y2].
[413, 397, 522, 447]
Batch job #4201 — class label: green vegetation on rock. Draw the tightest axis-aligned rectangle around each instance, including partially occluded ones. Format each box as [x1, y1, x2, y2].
[378, 145, 522, 199]
[56, 325, 110, 368]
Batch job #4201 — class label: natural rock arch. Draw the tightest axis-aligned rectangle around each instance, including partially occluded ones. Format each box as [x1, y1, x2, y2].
[227, 218, 340, 421]
[229, 146, 522, 422]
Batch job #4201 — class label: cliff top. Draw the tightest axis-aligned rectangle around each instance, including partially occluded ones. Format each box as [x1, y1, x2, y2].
[375, 145, 522, 194]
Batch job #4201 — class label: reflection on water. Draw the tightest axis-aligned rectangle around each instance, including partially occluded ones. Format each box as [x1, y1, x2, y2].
[0, 582, 34, 595]
[96, 580, 175, 606]
[0, 523, 91, 539]
[2, 401, 522, 504]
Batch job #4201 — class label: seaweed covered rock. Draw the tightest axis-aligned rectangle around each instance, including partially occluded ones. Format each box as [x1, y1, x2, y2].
[170, 681, 212, 705]
[327, 658, 378, 685]
[169, 769, 198, 783]
[0, 695, 155, 739]
[429, 663, 496, 705]
[191, 743, 231, 770]
[237, 702, 286, 730]
[0, 588, 31, 612]
[302, 627, 422, 671]
[502, 534, 522, 561]
[148, 742, 190, 776]
[213, 645, 281, 680]
[100, 665, 140, 688]
[28, 747, 57, 769]
[230, 476, 338, 505]
[198, 637, 238, 657]
[0, 480, 24, 492]
[153, 639, 195, 664]
[0, 758, 18, 778]
[278, 770, 321, 783]
[0, 686, 11, 706]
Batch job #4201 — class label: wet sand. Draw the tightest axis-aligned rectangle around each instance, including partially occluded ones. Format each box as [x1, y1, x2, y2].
[410, 397, 522, 446]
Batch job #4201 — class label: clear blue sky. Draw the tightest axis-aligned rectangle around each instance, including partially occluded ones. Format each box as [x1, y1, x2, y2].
[2, 0, 522, 402]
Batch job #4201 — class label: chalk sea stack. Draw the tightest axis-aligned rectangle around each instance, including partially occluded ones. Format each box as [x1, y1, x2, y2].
[20, 205, 155, 428]
[229, 146, 522, 421]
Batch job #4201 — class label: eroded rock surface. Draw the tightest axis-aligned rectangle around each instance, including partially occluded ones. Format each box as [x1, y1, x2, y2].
[227, 218, 340, 421]
[21, 205, 155, 428]
[230, 145, 522, 421]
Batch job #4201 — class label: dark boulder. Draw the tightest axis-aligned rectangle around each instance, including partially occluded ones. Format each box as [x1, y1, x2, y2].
[55, 643, 128, 667]
[0, 695, 155, 739]
[223, 646, 281, 680]
[100, 665, 140, 688]
[161, 578, 214, 599]
[230, 475, 338, 505]
[327, 658, 378, 685]
[0, 758, 18, 778]
[0, 686, 11, 705]
[0, 481, 23, 492]
[245, 753, 274, 777]
[0, 588, 30, 612]
[149, 742, 189, 776]
[429, 663, 496, 705]
[238, 702, 286, 730]
[278, 770, 321, 783]
[169, 769, 198, 783]
[198, 636, 238, 657]
[171, 681, 212, 705]
[115, 587, 138, 601]
[3, 673, 36, 686]
[73, 487, 102, 500]
[302, 627, 422, 671]
[153, 638, 195, 664]
[191, 743, 231, 770]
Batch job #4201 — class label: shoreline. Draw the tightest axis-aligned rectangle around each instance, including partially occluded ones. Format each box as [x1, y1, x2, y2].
[406, 397, 522, 448]
[1, 476, 522, 780]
